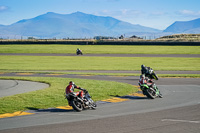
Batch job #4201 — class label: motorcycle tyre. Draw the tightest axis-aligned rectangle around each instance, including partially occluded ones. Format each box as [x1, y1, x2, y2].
[145, 88, 157, 99]
[91, 102, 97, 109]
[71, 100, 83, 112]
[76, 52, 83, 55]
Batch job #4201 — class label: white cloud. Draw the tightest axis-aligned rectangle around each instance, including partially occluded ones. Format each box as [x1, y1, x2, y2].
[151, 11, 166, 16]
[121, 9, 142, 16]
[0, 6, 8, 12]
[178, 10, 200, 16]
[95, 9, 143, 18]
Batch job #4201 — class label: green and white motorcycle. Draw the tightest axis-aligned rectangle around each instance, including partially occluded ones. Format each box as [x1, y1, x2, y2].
[139, 67, 162, 99]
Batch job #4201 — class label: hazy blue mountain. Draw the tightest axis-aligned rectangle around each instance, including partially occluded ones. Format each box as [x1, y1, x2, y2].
[0, 12, 161, 39]
[164, 18, 200, 33]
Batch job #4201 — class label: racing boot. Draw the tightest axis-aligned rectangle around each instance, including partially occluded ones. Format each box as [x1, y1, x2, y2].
[158, 91, 163, 98]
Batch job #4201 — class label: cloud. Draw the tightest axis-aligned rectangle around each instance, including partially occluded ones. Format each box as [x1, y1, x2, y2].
[0, 6, 8, 12]
[121, 9, 142, 16]
[95, 9, 143, 18]
[178, 10, 200, 16]
[151, 11, 166, 16]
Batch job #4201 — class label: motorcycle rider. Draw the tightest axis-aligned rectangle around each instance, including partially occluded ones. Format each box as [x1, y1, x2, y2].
[77, 48, 80, 52]
[65, 81, 85, 104]
[76, 48, 82, 55]
[140, 65, 163, 98]
[139, 74, 154, 88]
[141, 64, 151, 76]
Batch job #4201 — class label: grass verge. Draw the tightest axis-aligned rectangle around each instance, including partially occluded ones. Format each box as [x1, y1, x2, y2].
[0, 45, 200, 54]
[0, 56, 199, 71]
[0, 77, 137, 114]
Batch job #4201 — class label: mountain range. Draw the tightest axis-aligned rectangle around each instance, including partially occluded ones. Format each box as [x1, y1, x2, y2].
[0, 12, 199, 39]
[163, 18, 200, 34]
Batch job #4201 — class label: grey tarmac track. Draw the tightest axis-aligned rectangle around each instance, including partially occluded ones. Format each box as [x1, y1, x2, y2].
[0, 53, 199, 133]
[1, 104, 199, 133]
[0, 80, 49, 97]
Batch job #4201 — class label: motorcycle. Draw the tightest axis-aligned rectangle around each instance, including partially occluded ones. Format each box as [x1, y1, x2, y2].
[138, 79, 162, 99]
[139, 67, 162, 99]
[66, 90, 97, 112]
[76, 49, 83, 55]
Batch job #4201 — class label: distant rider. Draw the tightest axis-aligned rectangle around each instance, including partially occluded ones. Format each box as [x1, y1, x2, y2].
[76, 48, 82, 55]
[77, 48, 80, 52]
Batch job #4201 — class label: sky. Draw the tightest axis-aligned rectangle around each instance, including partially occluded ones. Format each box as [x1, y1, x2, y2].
[0, 0, 200, 30]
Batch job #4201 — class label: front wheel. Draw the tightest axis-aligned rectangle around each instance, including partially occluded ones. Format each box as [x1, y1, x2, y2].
[71, 100, 83, 112]
[87, 98, 97, 109]
[91, 102, 97, 109]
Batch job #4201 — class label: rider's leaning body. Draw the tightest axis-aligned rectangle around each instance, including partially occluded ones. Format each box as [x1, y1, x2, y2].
[139, 74, 154, 87]
[65, 81, 85, 99]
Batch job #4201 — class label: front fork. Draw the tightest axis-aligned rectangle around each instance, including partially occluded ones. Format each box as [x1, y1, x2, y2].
[153, 84, 160, 96]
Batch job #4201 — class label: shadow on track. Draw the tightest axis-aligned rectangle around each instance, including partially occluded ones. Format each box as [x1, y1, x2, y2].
[110, 95, 147, 100]
[26, 107, 74, 113]
[121, 95, 147, 100]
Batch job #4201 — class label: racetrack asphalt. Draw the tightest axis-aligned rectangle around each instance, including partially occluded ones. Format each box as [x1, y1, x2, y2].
[0, 79, 49, 97]
[0, 53, 199, 133]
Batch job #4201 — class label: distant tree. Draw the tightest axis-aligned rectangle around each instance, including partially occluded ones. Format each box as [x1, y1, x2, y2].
[130, 35, 142, 39]
[94, 36, 116, 40]
[28, 37, 35, 39]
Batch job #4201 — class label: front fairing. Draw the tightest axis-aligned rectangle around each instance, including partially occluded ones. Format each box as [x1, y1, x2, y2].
[139, 83, 149, 90]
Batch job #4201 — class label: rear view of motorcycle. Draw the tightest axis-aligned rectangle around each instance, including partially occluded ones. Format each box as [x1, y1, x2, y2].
[139, 65, 162, 99]
[76, 48, 83, 55]
[66, 89, 97, 112]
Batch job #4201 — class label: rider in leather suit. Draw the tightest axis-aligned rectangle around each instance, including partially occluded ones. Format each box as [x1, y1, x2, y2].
[66, 81, 85, 103]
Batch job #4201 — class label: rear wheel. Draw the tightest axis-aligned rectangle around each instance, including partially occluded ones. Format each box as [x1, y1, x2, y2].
[71, 100, 83, 112]
[145, 88, 157, 99]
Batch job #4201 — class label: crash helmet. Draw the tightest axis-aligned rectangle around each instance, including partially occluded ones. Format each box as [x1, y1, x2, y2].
[140, 74, 145, 79]
[69, 81, 75, 85]
[141, 64, 145, 69]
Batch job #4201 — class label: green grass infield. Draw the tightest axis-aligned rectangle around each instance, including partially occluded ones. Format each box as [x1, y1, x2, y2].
[0, 45, 200, 54]
[0, 56, 199, 71]
[0, 77, 137, 114]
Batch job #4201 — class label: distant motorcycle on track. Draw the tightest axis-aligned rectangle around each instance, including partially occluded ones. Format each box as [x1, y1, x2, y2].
[76, 48, 83, 55]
